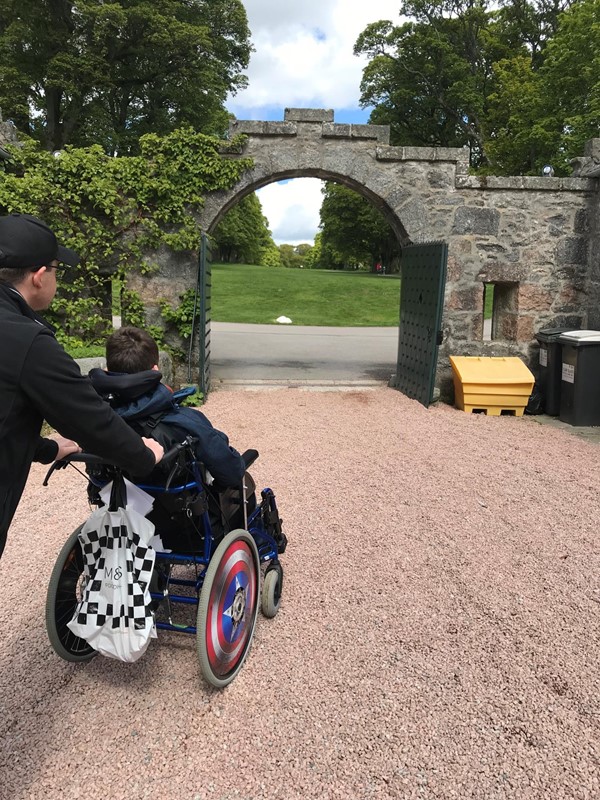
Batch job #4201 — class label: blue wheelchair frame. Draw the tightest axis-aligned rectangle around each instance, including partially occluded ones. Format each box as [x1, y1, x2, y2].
[134, 461, 281, 636]
[44, 436, 285, 687]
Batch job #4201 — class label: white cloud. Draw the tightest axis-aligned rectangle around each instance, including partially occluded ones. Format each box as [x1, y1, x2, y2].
[229, 0, 403, 113]
[257, 179, 324, 246]
[229, 1, 403, 248]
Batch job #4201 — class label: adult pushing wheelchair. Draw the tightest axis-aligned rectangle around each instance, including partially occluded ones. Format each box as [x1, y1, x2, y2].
[44, 437, 286, 688]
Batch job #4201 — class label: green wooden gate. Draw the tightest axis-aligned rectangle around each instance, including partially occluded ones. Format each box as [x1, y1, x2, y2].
[197, 233, 211, 396]
[393, 241, 448, 407]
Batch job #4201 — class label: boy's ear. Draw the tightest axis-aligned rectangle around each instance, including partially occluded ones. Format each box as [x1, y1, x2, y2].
[152, 364, 159, 371]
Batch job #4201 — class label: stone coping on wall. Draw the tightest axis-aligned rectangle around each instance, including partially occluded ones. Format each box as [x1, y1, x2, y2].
[455, 175, 597, 192]
[229, 119, 392, 143]
[376, 144, 468, 165]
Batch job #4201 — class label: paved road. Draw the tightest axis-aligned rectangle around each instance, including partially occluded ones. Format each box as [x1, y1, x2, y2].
[210, 322, 398, 382]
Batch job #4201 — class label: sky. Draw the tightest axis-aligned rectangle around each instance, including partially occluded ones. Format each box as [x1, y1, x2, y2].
[226, 1, 403, 245]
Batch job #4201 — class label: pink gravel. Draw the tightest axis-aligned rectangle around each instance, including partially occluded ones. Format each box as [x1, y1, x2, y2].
[1, 386, 600, 800]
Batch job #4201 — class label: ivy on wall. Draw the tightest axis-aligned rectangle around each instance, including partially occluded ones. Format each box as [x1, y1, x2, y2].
[0, 128, 251, 346]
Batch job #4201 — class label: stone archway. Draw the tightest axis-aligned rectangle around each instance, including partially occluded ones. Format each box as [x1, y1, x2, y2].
[132, 108, 600, 396]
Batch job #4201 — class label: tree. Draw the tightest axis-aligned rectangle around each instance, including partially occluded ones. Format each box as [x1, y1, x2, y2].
[355, 2, 512, 167]
[318, 183, 400, 271]
[0, 0, 251, 153]
[535, 0, 600, 170]
[0, 128, 252, 344]
[278, 243, 313, 268]
[354, 0, 578, 172]
[212, 194, 276, 265]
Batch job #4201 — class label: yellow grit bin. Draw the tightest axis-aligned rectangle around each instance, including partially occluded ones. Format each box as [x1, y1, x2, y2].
[449, 356, 535, 416]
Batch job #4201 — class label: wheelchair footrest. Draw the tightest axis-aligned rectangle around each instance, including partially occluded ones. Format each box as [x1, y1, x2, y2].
[260, 489, 286, 554]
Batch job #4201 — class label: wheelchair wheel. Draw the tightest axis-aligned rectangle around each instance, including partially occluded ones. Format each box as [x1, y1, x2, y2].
[197, 529, 260, 688]
[45, 526, 96, 663]
[261, 563, 283, 618]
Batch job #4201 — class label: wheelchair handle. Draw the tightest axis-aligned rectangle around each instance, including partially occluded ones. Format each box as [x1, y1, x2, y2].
[42, 436, 198, 486]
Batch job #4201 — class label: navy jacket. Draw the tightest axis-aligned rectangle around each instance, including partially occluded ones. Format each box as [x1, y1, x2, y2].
[88, 369, 245, 488]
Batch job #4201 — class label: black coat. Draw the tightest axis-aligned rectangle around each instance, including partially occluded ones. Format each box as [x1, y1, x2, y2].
[0, 283, 156, 558]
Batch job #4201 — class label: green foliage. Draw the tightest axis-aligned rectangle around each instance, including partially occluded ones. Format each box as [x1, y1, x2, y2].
[355, 3, 513, 167]
[304, 233, 322, 269]
[318, 184, 400, 271]
[64, 344, 105, 359]
[0, 0, 251, 153]
[0, 128, 252, 345]
[535, 0, 600, 171]
[159, 289, 199, 340]
[178, 386, 205, 407]
[211, 263, 401, 326]
[212, 193, 276, 264]
[260, 242, 282, 268]
[278, 243, 314, 269]
[355, 0, 588, 174]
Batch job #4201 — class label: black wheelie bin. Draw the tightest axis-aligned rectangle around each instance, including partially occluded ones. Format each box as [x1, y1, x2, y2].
[557, 330, 600, 426]
[535, 327, 571, 415]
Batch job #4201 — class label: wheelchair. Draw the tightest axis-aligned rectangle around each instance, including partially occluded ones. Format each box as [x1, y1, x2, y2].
[43, 437, 286, 688]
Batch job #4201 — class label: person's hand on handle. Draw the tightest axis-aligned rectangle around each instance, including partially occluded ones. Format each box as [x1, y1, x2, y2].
[53, 436, 82, 461]
[143, 437, 164, 464]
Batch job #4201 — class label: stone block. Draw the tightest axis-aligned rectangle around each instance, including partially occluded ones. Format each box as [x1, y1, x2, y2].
[518, 284, 553, 312]
[574, 208, 590, 234]
[402, 146, 437, 161]
[322, 123, 389, 143]
[284, 108, 334, 123]
[439, 147, 468, 162]
[477, 242, 519, 262]
[322, 123, 351, 138]
[452, 207, 500, 236]
[229, 120, 296, 137]
[478, 265, 525, 288]
[446, 254, 463, 282]
[447, 286, 482, 311]
[554, 285, 582, 312]
[376, 145, 406, 162]
[556, 237, 588, 265]
[427, 169, 453, 189]
[516, 316, 535, 342]
[498, 313, 518, 340]
[584, 138, 600, 159]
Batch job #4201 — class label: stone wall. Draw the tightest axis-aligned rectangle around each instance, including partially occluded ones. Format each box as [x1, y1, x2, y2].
[131, 108, 600, 396]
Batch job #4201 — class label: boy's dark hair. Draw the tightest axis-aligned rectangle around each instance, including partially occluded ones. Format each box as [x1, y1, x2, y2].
[106, 326, 159, 374]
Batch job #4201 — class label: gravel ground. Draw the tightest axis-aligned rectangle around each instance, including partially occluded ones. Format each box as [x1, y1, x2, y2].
[1, 387, 600, 800]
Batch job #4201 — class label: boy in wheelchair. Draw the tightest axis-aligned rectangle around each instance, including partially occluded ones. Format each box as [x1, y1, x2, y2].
[88, 326, 286, 554]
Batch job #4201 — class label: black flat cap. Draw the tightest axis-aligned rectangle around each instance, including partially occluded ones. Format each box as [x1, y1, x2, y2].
[0, 213, 80, 269]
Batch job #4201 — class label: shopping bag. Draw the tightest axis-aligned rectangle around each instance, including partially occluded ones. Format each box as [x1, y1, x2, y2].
[67, 476, 157, 663]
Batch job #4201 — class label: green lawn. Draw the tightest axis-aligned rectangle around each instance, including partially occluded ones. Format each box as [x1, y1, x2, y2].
[211, 263, 401, 326]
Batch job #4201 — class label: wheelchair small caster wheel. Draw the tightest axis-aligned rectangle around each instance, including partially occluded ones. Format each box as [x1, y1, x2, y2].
[261, 563, 283, 618]
[197, 530, 260, 688]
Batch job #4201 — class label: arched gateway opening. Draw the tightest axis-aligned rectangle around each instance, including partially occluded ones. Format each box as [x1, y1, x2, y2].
[129, 109, 600, 405]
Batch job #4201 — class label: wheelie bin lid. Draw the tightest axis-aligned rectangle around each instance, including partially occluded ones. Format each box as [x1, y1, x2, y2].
[535, 327, 572, 343]
[557, 330, 600, 345]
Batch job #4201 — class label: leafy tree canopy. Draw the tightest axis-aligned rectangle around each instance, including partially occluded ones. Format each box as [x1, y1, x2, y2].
[212, 193, 276, 265]
[354, 0, 588, 174]
[0, 128, 252, 344]
[0, 0, 251, 154]
[318, 183, 400, 271]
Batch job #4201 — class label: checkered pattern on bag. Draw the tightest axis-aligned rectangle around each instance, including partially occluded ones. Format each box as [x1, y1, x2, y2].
[76, 521, 156, 632]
